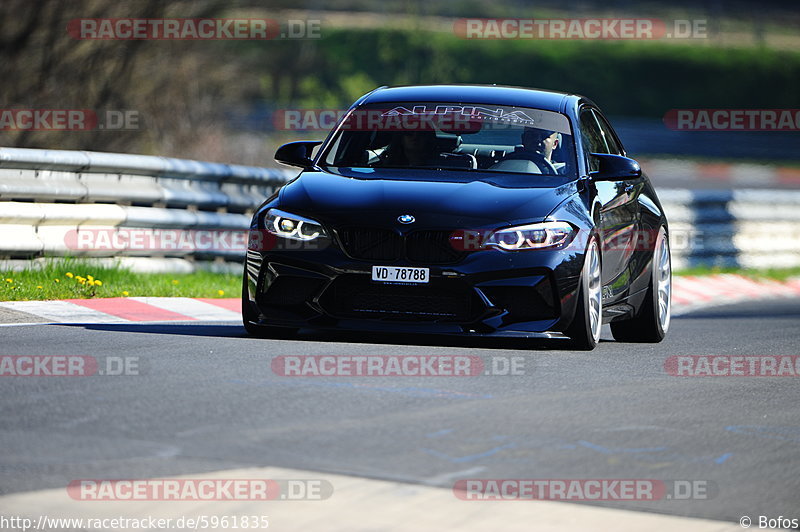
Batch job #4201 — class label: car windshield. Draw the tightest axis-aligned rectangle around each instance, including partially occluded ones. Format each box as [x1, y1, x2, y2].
[321, 102, 577, 179]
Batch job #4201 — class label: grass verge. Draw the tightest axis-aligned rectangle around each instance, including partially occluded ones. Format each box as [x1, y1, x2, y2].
[1, 259, 241, 301]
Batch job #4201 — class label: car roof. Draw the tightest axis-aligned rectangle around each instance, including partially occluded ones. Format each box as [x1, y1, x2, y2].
[357, 84, 591, 114]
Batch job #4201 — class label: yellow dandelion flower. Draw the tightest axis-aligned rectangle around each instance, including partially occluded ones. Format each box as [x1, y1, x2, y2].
[122, 291, 130, 296]
[5, 278, 12, 283]
[87, 275, 94, 282]
[78, 278, 86, 285]
[54, 279, 60, 283]
[217, 290, 225, 296]
[37, 285, 43, 289]
[172, 279, 179, 285]
[65, 272, 74, 278]
[95, 280, 102, 286]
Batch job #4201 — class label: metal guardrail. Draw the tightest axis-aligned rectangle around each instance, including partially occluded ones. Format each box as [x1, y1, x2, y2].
[0, 147, 798, 272]
[0, 147, 295, 272]
[660, 188, 800, 270]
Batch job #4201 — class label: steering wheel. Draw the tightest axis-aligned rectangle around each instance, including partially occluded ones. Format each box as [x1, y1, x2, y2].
[524, 152, 558, 174]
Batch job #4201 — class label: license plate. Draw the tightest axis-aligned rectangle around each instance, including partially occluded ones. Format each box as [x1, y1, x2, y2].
[371, 266, 429, 284]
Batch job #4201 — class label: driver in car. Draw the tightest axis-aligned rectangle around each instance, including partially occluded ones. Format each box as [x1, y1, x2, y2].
[498, 127, 565, 174]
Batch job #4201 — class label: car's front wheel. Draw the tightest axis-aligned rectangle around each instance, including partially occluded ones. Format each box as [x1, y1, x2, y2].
[565, 237, 602, 350]
[610, 226, 671, 343]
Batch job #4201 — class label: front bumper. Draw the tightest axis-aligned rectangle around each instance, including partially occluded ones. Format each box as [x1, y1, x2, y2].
[244, 239, 585, 336]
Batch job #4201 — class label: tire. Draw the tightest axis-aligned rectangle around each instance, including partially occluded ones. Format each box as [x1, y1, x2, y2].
[241, 275, 298, 339]
[610, 226, 671, 343]
[565, 237, 602, 351]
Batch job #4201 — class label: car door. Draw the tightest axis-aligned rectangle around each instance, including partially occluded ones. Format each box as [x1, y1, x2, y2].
[578, 107, 633, 299]
[593, 110, 642, 293]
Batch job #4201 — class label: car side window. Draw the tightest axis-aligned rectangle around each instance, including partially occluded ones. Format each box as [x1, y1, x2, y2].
[578, 109, 607, 172]
[594, 111, 624, 156]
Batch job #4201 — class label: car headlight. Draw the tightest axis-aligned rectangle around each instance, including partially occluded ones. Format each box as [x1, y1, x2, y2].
[264, 209, 327, 241]
[484, 221, 575, 250]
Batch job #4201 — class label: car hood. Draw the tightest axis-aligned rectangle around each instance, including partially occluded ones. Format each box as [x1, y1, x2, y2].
[278, 168, 578, 228]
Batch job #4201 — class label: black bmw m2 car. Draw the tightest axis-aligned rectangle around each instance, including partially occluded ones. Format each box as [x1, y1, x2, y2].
[243, 85, 671, 350]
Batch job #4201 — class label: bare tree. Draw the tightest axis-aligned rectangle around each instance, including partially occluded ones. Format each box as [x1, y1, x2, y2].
[0, 0, 261, 160]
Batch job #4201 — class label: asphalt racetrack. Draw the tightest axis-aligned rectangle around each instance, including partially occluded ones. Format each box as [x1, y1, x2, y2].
[1, 298, 799, 529]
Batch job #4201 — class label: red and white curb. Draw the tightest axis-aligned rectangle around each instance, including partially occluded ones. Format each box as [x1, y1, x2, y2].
[0, 274, 798, 325]
[0, 297, 240, 325]
[672, 274, 800, 315]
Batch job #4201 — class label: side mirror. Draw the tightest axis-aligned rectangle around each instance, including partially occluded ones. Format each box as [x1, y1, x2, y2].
[589, 153, 642, 181]
[275, 141, 323, 169]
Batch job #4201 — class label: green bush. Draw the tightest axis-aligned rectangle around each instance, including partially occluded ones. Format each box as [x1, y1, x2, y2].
[240, 28, 800, 117]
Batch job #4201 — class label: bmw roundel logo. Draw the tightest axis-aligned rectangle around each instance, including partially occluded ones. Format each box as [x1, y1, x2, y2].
[397, 214, 415, 224]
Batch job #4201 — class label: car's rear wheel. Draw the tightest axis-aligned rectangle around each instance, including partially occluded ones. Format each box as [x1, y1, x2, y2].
[566, 237, 602, 350]
[241, 276, 298, 339]
[610, 226, 671, 343]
